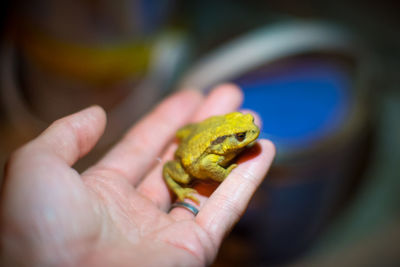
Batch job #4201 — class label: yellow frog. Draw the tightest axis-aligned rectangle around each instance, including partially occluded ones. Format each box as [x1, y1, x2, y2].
[163, 112, 260, 203]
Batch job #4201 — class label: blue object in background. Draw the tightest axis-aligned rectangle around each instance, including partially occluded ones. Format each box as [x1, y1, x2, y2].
[237, 60, 352, 151]
[232, 59, 358, 264]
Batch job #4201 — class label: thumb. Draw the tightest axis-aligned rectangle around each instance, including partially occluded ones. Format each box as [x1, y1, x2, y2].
[32, 105, 107, 166]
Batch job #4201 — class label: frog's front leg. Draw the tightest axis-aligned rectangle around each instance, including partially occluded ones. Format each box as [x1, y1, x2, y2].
[163, 160, 199, 203]
[199, 154, 237, 182]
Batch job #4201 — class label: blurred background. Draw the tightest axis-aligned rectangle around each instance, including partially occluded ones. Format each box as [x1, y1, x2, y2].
[0, 1, 399, 266]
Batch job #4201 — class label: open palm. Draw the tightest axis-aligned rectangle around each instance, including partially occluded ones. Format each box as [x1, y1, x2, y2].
[0, 85, 275, 266]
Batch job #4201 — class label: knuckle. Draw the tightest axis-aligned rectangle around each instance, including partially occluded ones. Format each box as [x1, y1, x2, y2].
[234, 168, 259, 189]
[49, 116, 81, 155]
[3, 145, 32, 177]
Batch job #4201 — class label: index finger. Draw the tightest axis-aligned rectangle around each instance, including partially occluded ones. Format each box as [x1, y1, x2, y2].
[195, 139, 275, 249]
[192, 83, 243, 121]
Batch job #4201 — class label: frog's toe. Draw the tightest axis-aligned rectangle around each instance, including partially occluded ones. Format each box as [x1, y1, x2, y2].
[227, 163, 238, 173]
[186, 193, 200, 204]
[176, 188, 199, 204]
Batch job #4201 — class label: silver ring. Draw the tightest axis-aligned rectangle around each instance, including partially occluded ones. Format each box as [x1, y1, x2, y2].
[169, 201, 199, 216]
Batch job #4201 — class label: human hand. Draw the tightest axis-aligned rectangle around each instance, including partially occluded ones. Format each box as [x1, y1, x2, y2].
[0, 85, 275, 266]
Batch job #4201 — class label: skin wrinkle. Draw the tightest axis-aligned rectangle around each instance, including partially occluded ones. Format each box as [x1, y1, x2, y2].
[212, 192, 244, 221]
[138, 185, 166, 209]
[84, 170, 171, 246]
[70, 193, 107, 258]
[198, 211, 221, 251]
[42, 106, 105, 165]
[85, 168, 155, 230]
[155, 222, 207, 265]
[203, 203, 229, 243]
[164, 237, 203, 264]
[193, 222, 218, 265]
[84, 165, 133, 184]
[50, 119, 80, 158]
[83, 173, 141, 242]
[132, 199, 167, 237]
[66, 114, 90, 158]
[83, 187, 112, 243]
[230, 168, 260, 197]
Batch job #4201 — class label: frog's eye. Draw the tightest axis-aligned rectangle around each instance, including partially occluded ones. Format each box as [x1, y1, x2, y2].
[235, 132, 246, 142]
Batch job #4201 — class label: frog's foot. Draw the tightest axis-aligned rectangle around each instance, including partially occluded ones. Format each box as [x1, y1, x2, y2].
[226, 163, 238, 174]
[176, 187, 199, 204]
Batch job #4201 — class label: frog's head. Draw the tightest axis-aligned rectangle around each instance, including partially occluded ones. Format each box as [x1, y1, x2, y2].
[209, 112, 260, 155]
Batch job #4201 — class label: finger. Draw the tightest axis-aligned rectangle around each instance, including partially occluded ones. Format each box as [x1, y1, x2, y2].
[192, 83, 243, 121]
[2, 106, 106, 244]
[137, 84, 243, 212]
[14, 105, 106, 166]
[91, 90, 204, 185]
[195, 140, 275, 248]
[168, 195, 208, 221]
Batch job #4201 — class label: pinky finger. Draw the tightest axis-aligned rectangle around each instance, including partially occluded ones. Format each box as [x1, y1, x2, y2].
[195, 139, 275, 248]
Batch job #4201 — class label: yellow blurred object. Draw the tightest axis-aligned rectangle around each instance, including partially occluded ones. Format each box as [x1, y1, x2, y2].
[19, 27, 153, 85]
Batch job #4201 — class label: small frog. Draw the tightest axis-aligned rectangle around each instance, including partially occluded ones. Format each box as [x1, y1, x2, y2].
[163, 112, 260, 203]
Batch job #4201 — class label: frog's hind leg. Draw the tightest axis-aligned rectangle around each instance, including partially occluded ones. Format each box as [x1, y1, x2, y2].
[163, 160, 199, 203]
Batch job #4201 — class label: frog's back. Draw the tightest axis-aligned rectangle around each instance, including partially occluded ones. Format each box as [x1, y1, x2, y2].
[175, 115, 226, 168]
